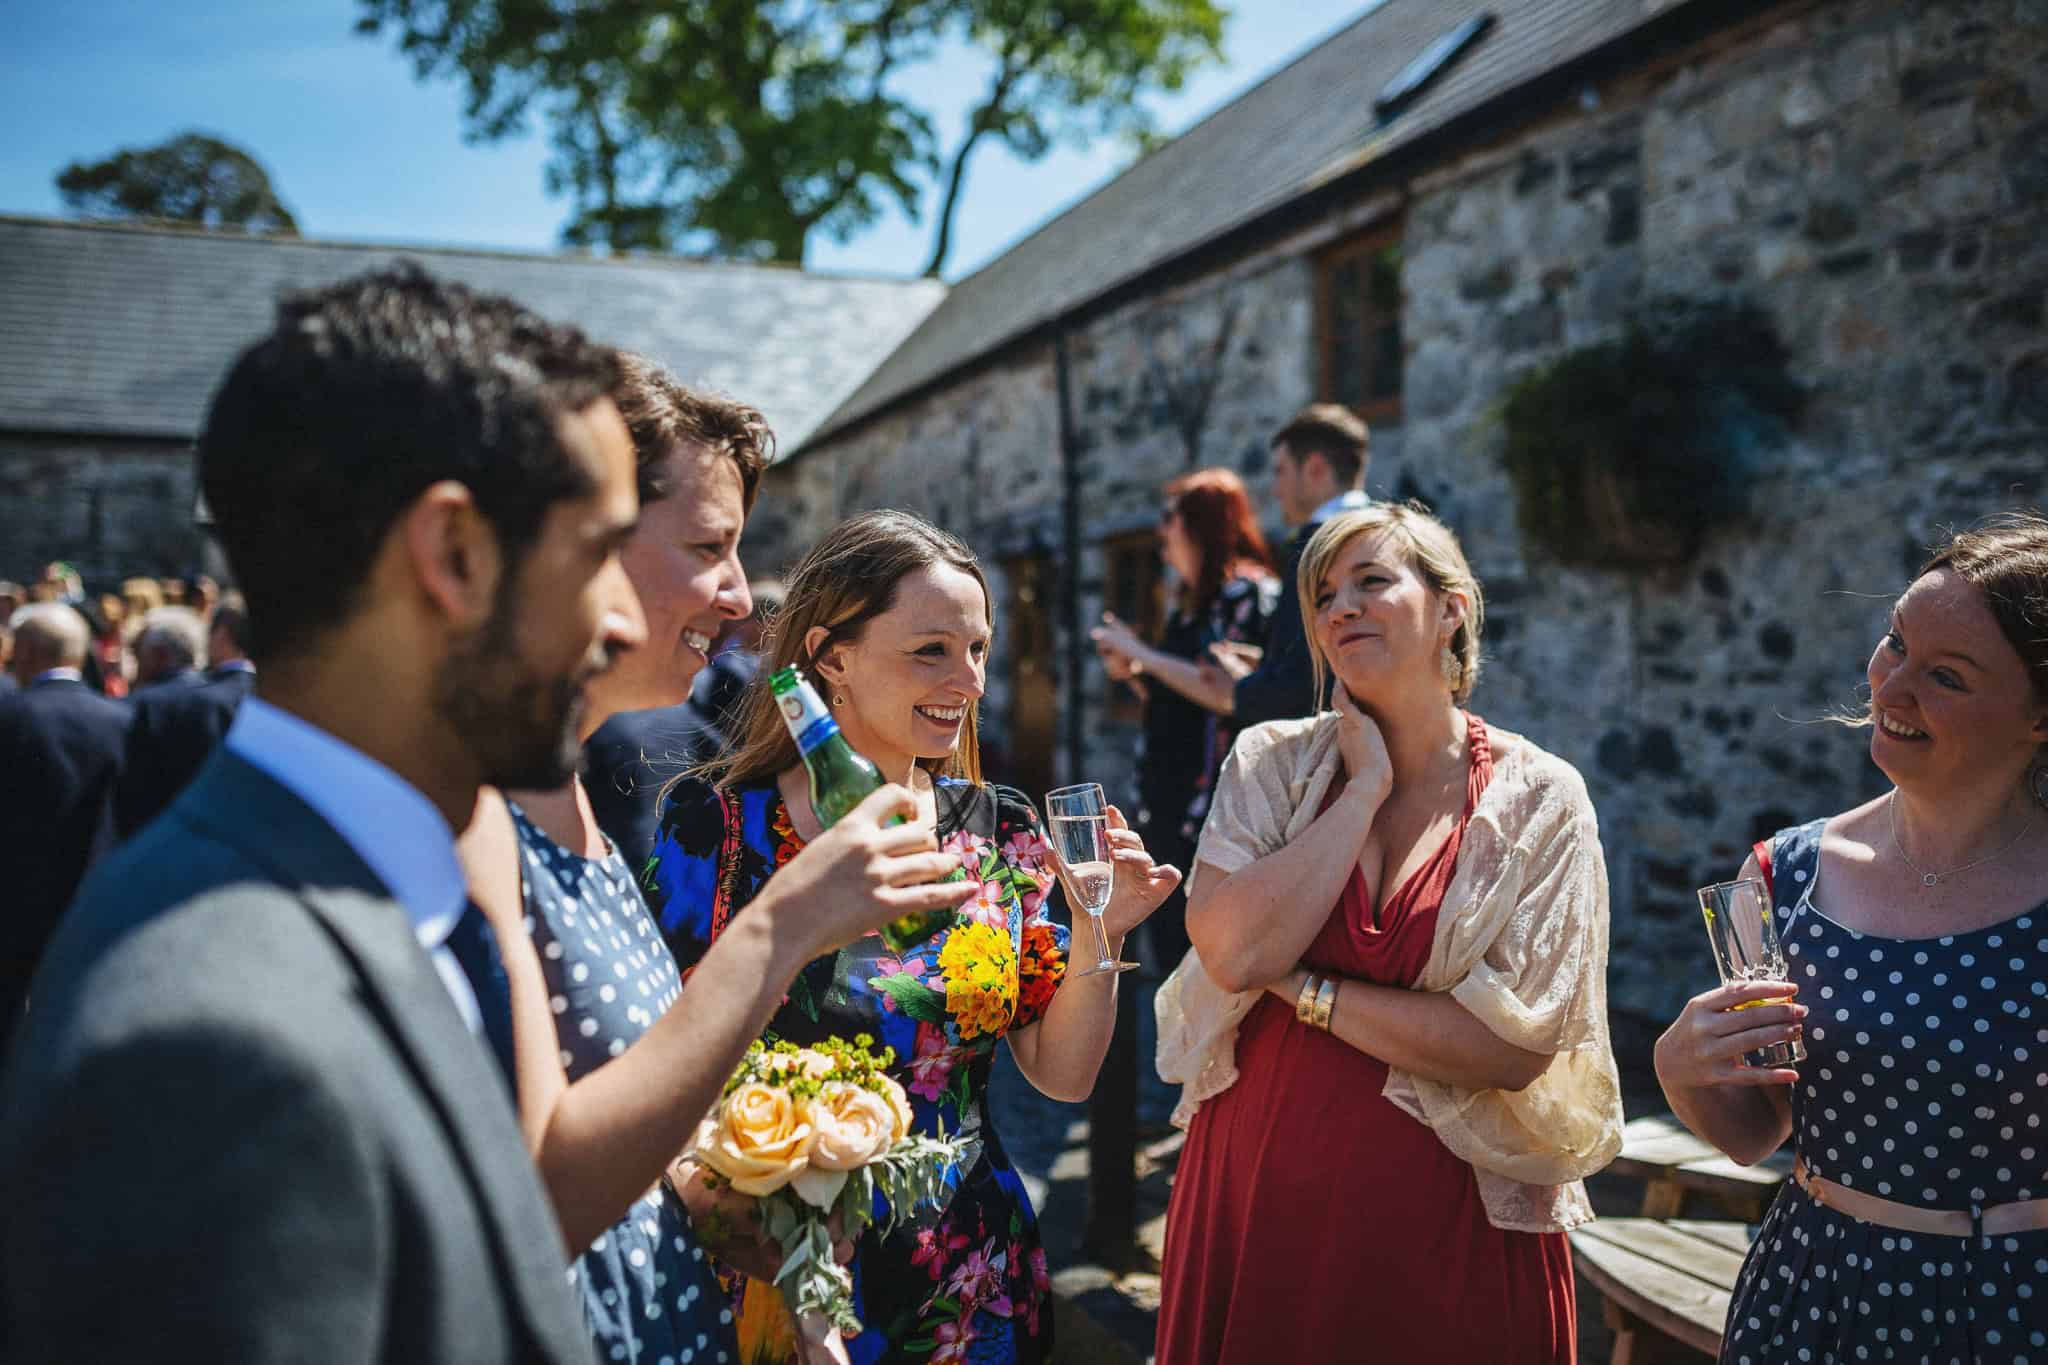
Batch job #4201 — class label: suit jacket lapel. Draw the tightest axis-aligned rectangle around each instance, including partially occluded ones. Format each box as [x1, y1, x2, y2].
[179, 753, 585, 1364]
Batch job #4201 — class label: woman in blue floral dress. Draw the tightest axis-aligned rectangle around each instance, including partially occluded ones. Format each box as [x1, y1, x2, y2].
[647, 511, 1181, 1364]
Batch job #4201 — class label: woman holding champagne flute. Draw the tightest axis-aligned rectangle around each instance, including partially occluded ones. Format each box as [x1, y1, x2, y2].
[645, 509, 1179, 1364]
[1656, 513, 2048, 1363]
[1153, 502, 1623, 1363]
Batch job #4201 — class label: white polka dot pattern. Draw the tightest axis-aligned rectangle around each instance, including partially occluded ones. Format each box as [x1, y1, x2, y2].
[1726, 819, 2048, 1363]
[508, 802, 730, 1362]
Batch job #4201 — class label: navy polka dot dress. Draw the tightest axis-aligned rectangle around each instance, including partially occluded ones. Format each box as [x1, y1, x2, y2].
[1722, 819, 2048, 1364]
[510, 801, 737, 1365]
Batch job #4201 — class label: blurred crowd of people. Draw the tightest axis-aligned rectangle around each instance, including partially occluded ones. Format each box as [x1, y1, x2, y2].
[0, 564, 227, 700]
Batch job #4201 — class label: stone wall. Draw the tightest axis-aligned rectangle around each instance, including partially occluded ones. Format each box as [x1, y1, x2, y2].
[0, 436, 206, 588]
[738, 0, 2048, 1028]
[1393, 0, 2047, 1016]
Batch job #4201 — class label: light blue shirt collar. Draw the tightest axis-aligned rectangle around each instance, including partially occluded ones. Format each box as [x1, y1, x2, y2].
[1311, 489, 1372, 524]
[213, 659, 257, 675]
[31, 667, 84, 685]
[224, 698, 469, 962]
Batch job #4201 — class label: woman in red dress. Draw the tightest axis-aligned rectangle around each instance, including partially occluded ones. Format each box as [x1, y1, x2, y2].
[1154, 502, 1625, 1363]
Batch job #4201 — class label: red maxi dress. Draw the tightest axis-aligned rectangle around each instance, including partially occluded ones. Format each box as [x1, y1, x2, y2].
[1154, 715, 1575, 1364]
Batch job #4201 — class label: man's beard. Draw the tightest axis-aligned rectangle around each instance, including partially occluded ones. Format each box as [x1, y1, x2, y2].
[433, 582, 594, 792]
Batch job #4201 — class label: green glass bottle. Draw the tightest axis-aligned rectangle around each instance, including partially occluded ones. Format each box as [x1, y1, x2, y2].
[769, 665, 959, 951]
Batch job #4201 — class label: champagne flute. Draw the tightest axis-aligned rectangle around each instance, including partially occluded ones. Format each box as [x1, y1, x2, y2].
[1045, 783, 1138, 978]
[1697, 877, 1805, 1067]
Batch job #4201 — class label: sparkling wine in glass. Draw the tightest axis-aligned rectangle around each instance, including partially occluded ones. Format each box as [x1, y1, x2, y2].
[1698, 877, 1805, 1067]
[1045, 783, 1138, 978]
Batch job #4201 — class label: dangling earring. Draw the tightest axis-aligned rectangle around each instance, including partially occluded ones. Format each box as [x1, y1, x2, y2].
[1439, 639, 1461, 691]
[832, 692, 847, 708]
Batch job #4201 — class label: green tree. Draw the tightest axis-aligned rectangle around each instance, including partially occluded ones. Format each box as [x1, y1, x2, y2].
[355, 0, 1225, 270]
[56, 132, 300, 235]
[926, 0, 1222, 276]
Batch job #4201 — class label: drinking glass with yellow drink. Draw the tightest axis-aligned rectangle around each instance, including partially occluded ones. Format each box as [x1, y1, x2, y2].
[1697, 876, 1805, 1067]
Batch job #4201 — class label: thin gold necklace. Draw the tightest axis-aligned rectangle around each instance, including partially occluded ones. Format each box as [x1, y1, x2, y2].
[1887, 790, 2035, 887]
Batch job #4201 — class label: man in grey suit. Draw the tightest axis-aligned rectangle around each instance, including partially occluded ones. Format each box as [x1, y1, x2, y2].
[1, 266, 645, 1362]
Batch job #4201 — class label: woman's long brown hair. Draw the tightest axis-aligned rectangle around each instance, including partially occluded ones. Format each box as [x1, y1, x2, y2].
[1165, 468, 1276, 613]
[694, 509, 991, 790]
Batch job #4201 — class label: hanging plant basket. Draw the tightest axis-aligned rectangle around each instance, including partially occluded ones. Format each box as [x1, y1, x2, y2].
[1496, 297, 1807, 568]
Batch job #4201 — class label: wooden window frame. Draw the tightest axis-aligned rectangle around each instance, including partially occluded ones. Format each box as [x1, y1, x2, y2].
[1314, 221, 1406, 427]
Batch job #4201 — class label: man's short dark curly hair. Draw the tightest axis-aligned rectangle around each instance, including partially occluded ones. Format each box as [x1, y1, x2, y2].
[198, 263, 622, 663]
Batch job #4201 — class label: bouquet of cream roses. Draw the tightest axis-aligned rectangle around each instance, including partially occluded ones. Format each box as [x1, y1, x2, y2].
[688, 1035, 963, 1342]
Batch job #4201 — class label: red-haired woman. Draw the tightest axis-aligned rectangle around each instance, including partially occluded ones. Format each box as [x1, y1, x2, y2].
[1092, 469, 1280, 966]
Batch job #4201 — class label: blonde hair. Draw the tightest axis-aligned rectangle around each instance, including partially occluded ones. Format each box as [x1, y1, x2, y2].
[1297, 501, 1485, 708]
[696, 509, 990, 790]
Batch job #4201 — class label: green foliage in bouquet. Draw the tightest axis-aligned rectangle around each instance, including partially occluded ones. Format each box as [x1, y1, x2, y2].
[698, 1035, 964, 1338]
[1495, 295, 1807, 567]
[766, 1124, 965, 1335]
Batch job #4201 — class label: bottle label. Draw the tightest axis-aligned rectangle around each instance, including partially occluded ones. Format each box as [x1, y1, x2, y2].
[778, 687, 838, 756]
[795, 714, 841, 755]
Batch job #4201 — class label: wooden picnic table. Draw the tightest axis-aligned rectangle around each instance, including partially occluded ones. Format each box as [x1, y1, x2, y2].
[1572, 1218, 1752, 1363]
[1605, 1111, 1793, 1220]
[1571, 1113, 1795, 1362]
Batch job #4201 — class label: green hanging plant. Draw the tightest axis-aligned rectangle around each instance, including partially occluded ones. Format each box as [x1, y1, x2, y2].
[1497, 296, 1807, 566]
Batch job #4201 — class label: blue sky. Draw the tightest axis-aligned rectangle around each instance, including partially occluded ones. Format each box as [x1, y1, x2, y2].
[2, 0, 1380, 281]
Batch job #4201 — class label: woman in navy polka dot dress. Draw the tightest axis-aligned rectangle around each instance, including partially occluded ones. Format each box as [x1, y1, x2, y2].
[1656, 514, 2048, 1364]
[510, 800, 735, 1363]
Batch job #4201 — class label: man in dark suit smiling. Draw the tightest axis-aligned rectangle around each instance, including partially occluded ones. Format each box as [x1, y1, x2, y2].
[2, 265, 645, 1363]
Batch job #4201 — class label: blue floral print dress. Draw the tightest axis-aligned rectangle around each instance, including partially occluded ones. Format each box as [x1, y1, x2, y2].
[646, 777, 1072, 1365]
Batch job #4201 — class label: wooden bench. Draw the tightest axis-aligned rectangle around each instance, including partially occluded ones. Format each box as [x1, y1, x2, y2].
[1606, 1112, 1792, 1221]
[1571, 1114, 1794, 1362]
[1572, 1218, 1752, 1363]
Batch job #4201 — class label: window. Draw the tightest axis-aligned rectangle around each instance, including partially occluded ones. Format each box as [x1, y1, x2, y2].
[1100, 529, 1165, 722]
[1316, 225, 1404, 424]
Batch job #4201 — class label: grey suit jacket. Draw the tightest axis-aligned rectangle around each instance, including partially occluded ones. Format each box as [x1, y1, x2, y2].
[1, 751, 592, 1364]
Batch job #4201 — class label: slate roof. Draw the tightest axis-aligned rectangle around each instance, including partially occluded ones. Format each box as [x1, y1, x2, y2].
[809, 0, 1713, 446]
[0, 216, 946, 451]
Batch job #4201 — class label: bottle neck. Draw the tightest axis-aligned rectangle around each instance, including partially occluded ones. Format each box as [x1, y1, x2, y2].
[775, 678, 838, 758]
[794, 711, 843, 758]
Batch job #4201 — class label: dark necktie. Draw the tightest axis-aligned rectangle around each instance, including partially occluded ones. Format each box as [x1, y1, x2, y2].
[443, 900, 519, 1095]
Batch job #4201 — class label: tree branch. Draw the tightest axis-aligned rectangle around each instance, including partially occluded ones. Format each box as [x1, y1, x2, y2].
[922, 50, 1024, 278]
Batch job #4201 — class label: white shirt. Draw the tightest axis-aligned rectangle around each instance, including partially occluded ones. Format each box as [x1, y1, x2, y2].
[224, 697, 481, 1034]
[1310, 489, 1373, 524]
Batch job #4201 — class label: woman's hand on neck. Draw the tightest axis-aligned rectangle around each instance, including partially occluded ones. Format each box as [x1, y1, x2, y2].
[1342, 674, 1464, 791]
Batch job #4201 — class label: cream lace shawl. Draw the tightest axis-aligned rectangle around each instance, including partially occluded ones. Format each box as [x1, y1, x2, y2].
[1153, 713, 1624, 1233]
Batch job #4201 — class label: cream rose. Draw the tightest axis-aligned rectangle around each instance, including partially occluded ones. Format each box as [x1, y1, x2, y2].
[876, 1074, 914, 1143]
[788, 1082, 897, 1209]
[807, 1082, 896, 1170]
[692, 1081, 814, 1197]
